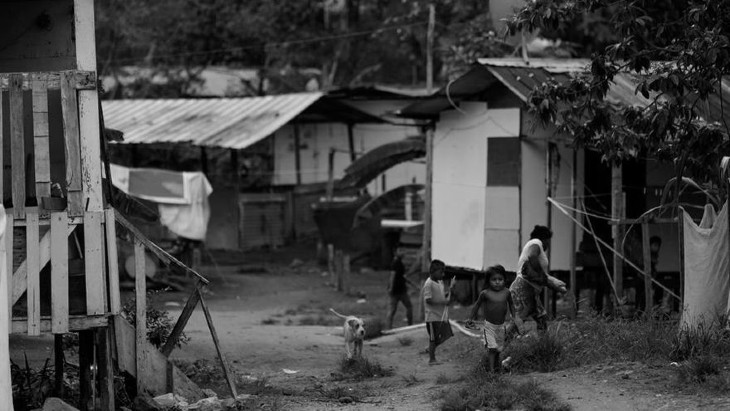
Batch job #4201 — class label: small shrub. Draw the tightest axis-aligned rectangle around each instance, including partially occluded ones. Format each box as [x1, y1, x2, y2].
[670, 318, 730, 361]
[440, 373, 571, 411]
[505, 332, 563, 373]
[338, 356, 394, 380]
[676, 355, 722, 383]
[261, 318, 279, 325]
[397, 336, 413, 346]
[121, 291, 190, 349]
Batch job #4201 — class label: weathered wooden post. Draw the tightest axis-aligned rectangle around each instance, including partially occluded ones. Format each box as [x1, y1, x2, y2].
[335, 249, 344, 292]
[343, 254, 351, 295]
[641, 222, 653, 314]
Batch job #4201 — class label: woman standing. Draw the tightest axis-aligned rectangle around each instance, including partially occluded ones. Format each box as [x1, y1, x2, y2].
[508, 225, 568, 335]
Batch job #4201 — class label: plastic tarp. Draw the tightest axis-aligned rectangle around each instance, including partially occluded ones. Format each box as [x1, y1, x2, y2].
[0, 206, 12, 409]
[111, 164, 213, 240]
[680, 202, 729, 329]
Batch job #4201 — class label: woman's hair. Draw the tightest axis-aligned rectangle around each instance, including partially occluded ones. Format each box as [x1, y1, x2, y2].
[530, 225, 553, 241]
[429, 259, 445, 275]
[486, 265, 506, 280]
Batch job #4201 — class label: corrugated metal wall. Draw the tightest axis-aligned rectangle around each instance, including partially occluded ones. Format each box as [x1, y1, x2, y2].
[238, 193, 287, 249]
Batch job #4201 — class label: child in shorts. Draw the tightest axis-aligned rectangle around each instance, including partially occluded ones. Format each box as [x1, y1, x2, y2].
[466, 265, 517, 372]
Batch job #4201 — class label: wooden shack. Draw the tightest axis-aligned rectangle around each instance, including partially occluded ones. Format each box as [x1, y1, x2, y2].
[0, 2, 212, 409]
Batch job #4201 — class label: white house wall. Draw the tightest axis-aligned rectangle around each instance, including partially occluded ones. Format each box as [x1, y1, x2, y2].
[432, 103, 520, 270]
[272, 121, 425, 190]
[520, 114, 584, 272]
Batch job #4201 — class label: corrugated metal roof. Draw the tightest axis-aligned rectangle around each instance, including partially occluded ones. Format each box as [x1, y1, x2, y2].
[399, 58, 656, 118]
[103, 93, 324, 149]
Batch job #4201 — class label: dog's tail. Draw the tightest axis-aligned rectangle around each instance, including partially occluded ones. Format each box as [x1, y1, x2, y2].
[329, 308, 348, 319]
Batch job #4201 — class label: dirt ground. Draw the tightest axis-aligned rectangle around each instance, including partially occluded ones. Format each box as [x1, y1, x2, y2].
[10, 242, 730, 410]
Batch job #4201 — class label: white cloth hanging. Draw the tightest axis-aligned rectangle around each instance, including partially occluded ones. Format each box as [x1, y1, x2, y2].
[680, 202, 730, 329]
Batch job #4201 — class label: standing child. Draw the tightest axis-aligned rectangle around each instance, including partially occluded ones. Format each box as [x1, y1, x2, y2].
[422, 259, 454, 365]
[386, 251, 416, 329]
[467, 265, 517, 373]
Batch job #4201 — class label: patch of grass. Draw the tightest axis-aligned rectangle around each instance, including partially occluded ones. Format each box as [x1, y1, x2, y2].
[337, 356, 394, 380]
[435, 374, 450, 384]
[440, 373, 571, 411]
[504, 332, 564, 373]
[676, 355, 723, 383]
[397, 336, 413, 346]
[261, 317, 279, 325]
[670, 317, 730, 361]
[402, 374, 419, 386]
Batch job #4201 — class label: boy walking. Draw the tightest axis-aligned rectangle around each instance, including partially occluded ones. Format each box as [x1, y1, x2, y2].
[467, 265, 517, 372]
[422, 259, 453, 365]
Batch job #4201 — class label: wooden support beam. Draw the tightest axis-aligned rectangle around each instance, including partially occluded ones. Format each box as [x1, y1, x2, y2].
[54, 335, 65, 397]
[335, 249, 343, 292]
[293, 123, 302, 185]
[9, 74, 25, 219]
[50, 212, 69, 334]
[419, 126, 434, 322]
[84, 211, 105, 315]
[326, 148, 335, 202]
[641, 222, 652, 314]
[104, 209, 121, 314]
[160, 285, 201, 357]
[114, 210, 209, 284]
[343, 254, 351, 296]
[6, 214, 13, 322]
[32, 77, 51, 216]
[197, 285, 238, 398]
[61, 71, 83, 217]
[611, 163, 624, 304]
[569, 148, 578, 317]
[78, 330, 94, 411]
[26, 208, 40, 336]
[98, 327, 115, 411]
[11, 314, 107, 334]
[0, 71, 96, 91]
[134, 239, 148, 397]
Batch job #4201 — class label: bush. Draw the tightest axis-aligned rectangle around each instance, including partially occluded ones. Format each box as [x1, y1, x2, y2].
[121, 290, 190, 349]
[337, 356, 394, 380]
[441, 372, 571, 411]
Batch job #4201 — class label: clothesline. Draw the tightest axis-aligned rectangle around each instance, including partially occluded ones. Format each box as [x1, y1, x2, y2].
[548, 196, 682, 301]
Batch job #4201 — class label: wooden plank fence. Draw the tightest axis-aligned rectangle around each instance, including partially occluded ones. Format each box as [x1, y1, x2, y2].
[0, 70, 117, 335]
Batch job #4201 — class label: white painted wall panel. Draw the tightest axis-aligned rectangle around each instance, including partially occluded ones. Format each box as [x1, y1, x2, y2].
[520, 137, 547, 256]
[484, 187, 520, 230]
[432, 181, 486, 269]
[483, 229, 521, 271]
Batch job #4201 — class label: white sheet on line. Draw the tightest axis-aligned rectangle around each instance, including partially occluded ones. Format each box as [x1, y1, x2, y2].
[680, 202, 730, 329]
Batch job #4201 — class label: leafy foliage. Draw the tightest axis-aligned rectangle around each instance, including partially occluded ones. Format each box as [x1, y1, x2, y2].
[506, 0, 730, 193]
[121, 290, 190, 350]
[95, 0, 510, 96]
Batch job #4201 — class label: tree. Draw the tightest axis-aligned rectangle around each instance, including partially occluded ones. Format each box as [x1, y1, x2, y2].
[95, 0, 506, 97]
[506, 0, 730, 201]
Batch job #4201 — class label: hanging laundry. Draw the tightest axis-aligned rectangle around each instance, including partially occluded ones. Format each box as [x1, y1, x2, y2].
[680, 202, 730, 330]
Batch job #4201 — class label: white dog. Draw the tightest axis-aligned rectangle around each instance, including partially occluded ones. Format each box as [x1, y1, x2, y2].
[329, 308, 366, 359]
